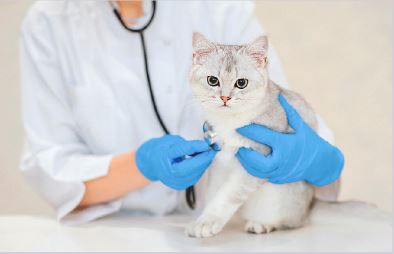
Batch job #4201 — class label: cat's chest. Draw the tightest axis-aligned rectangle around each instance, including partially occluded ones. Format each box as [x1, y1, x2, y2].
[208, 107, 289, 154]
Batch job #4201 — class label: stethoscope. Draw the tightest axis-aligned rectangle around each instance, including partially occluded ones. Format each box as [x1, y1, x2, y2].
[111, 1, 196, 209]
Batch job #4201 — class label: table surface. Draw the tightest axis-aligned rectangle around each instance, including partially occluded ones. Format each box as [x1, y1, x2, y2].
[0, 201, 392, 252]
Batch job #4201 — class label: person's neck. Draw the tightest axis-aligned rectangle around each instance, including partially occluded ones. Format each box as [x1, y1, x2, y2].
[117, 1, 144, 26]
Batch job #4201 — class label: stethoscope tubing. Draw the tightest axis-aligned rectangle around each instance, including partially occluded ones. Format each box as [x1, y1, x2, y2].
[112, 2, 169, 134]
[112, 1, 195, 209]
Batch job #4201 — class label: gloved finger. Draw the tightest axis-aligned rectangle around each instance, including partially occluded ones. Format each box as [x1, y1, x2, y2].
[168, 140, 210, 160]
[278, 94, 304, 130]
[236, 124, 280, 147]
[236, 147, 278, 173]
[171, 150, 216, 177]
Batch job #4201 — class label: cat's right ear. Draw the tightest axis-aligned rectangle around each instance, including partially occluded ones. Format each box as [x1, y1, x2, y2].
[192, 32, 216, 64]
[246, 35, 269, 67]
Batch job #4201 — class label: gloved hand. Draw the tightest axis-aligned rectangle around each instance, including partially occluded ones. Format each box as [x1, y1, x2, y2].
[236, 95, 344, 187]
[136, 135, 217, 190]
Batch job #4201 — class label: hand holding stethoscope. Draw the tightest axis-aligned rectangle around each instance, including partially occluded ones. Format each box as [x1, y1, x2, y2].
[110, 1, 205, 209]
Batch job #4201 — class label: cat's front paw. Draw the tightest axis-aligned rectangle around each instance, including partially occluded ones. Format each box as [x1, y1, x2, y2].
[185, 216, 225, 238]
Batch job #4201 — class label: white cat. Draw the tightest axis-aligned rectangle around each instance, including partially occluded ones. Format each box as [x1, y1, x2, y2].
[186, 33, 317, 238]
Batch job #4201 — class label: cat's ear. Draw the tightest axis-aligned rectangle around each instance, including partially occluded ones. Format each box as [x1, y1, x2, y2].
[192, 32, 216, 64]
[246, 35, 269, 66]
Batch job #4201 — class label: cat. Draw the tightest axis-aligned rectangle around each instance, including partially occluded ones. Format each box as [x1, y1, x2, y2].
[186, 32, 316, 238]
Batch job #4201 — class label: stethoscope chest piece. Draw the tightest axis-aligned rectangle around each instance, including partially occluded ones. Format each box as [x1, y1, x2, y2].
[203, 121, 221, 151]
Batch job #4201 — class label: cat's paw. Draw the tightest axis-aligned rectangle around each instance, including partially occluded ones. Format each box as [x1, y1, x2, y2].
[244, 221, 276, 234]
[185, 217, 225, 238]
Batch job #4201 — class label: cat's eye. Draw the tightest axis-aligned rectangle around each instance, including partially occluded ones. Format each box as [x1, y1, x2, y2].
[235, 78, 248, 89]
[207, 76, 220, 87]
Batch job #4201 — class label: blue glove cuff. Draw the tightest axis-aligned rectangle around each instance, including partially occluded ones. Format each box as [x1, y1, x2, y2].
[135, 149, 158, 181]
[306, 145, 345, 187]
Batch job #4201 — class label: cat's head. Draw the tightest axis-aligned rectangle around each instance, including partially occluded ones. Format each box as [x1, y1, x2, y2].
[189, 32, 269, 115]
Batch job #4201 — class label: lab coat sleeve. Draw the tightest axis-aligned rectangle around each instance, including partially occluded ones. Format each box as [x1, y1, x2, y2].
[19, 9, 122, 224]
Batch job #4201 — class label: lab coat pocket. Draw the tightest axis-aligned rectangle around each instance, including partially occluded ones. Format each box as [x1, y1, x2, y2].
[69, 84, 134, 154]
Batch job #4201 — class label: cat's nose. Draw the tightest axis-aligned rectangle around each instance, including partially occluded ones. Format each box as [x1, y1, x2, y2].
[220, 96, 231, 105]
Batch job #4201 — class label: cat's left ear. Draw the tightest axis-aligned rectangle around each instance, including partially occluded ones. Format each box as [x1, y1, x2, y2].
[192, 32, 216, 64]
[246, 35, 269, 67]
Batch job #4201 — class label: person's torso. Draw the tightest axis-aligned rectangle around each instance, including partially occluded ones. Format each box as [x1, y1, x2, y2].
[49, 1, 207, 155]
[37, 0, 228, 214]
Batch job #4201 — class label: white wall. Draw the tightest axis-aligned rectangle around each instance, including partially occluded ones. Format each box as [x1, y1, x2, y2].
[0, 0, 391, 216]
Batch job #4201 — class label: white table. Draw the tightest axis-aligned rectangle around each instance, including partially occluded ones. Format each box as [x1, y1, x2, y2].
[0, 201, 391, 251]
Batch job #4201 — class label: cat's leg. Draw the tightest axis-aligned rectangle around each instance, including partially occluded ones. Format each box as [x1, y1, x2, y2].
[241, 182, 314, 234]
[186, 166, 260, 238]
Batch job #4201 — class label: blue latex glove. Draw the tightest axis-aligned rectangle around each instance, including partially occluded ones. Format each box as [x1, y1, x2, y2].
[236, 95, 344, 187]
[136, 135, 217, 190]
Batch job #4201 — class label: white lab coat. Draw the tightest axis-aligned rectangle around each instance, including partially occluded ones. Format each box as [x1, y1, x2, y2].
[20, 0, 338, 225]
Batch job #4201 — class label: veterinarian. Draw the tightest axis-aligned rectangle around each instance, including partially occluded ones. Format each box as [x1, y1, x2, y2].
[20, 0, 343, 224]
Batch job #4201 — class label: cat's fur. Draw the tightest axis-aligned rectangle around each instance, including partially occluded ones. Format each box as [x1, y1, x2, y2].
[186, 33, 316, 238]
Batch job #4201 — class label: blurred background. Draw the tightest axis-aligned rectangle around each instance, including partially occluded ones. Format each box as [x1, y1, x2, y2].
[0, 0, 392, 218]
